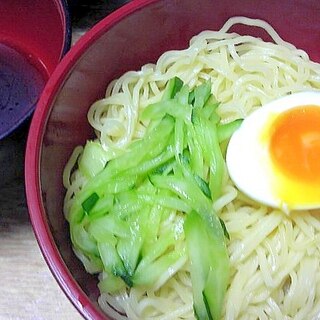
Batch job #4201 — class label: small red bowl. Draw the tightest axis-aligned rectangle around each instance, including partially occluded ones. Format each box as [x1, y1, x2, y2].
[25, 0, 320, 319]
[0, 0, 71, 139]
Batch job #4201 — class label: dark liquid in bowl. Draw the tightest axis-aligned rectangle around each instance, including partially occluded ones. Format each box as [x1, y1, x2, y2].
[0, 43, 47, 139]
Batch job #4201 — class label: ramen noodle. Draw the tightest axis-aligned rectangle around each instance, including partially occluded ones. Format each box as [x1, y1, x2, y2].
[64, 17, 320, 320]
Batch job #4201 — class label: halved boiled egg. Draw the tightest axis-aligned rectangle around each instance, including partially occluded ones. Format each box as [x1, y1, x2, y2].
[226, 91, 320, 213]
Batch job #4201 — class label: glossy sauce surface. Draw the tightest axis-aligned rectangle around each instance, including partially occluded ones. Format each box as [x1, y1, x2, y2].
[0, 43, 47, 138]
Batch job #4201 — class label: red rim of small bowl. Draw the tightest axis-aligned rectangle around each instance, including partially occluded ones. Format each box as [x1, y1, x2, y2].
[25, 0, 160, 319]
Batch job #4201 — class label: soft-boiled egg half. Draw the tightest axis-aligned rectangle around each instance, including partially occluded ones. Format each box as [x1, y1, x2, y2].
[226, 91, 320, 213]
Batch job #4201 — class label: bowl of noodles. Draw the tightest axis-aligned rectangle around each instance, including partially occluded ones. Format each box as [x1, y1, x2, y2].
[25, 0, 320, 319]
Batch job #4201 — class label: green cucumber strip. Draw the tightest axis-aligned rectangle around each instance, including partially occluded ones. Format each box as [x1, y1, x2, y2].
[98, 242, 132, 287]
[88, 214, 129, 241]
[202, 292, 214, 320]
[117, 234, 142, 278]
[117, 207, 149, 277]
[122, 190, 191, 214]
[186, 123, 204, 178]
[107, 116, 175, 174]
[174, 118, 185, 159]
[127, 145, 175, 176]
[141, 204, 164, 254]
[204, 93, 219, 109]
[140, 229, 175, 265]
[192, 111, 224, 201]
[202, 95, 220, 123]
[68, 200, 85, 224]
[71, 223, 99, 256]
[188, 89, 195, 105]
[149, 174, 212, 216]
[194, 175, 212, 199]
[184, 211, 229, 320]
[219, 218, 230, 240]
[207, 125, 225, 201]
[111, 191, 147, 219]
[217, 119, 243, 142]
[193, 81, 212, 109]
[203, 267, 228, 320]
[82, 192, 100, 214]
[79, 141, 109, 179]
[152, 192, 192, 213]
[162, 76, 183, 100]
[104, 174, 137, 194]
[73, 246, 103, 274]
[175, 84, 191, 105]
[141, 100, 192, 121]
[132, 250, 183, 288]
[151, 157, 175, 175]
[98, 273, 126, 293]
[177, 153, 211, 199]
[88, 194, 114, 220]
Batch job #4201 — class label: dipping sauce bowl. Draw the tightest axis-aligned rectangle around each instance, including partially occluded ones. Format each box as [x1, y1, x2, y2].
[0, 0, 71, 139]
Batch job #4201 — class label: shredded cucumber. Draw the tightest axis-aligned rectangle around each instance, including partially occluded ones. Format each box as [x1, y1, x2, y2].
[79, 141, 109, 179]
[98, 272, 126, 293]
[161, 76, 184, 100]
[68, 77, 242, 320]
[217, 119, 243, 143]
[184, 211, 229, 320]
[81, 192, 99, 214]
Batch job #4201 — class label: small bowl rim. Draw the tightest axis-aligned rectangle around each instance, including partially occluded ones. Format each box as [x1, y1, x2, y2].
[25, 0, 159, 319]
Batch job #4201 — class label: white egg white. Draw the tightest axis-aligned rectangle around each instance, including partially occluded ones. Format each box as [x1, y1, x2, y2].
[226, 91, 320, 212]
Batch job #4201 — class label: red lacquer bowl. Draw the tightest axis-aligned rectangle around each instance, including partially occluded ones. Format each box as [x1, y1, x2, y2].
[25, 0, 320, 319]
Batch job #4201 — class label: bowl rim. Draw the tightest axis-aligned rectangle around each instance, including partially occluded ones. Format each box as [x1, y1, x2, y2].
[25, 0, 160, 319]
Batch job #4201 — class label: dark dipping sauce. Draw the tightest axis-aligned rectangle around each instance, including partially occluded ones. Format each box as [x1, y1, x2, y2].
[0, 43, 47, 139]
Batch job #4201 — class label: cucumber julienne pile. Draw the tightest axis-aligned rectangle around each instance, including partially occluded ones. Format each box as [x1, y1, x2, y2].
[67, 77, 242, 319]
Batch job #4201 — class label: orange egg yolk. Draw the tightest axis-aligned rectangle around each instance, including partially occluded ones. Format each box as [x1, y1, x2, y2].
[269, 105, 320, 185]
